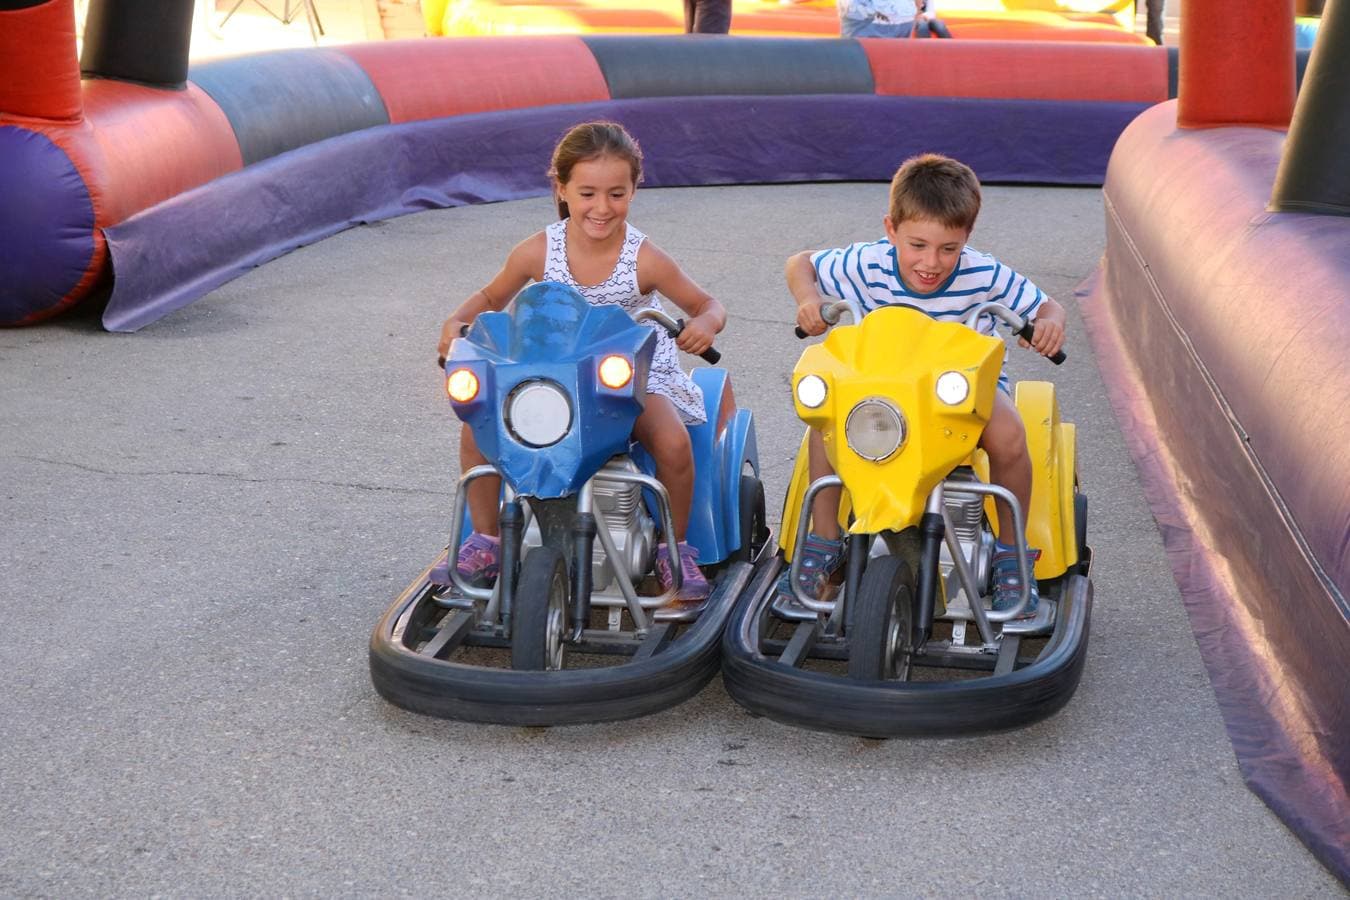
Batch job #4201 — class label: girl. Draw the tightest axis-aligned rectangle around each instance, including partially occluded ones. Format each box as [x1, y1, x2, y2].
[436, 121, 727, 607]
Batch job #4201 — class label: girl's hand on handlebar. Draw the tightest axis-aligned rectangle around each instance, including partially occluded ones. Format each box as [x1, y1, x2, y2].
[795, 300, 830, 337]
[675, 312, 718, 356]
[437, 318, 470, 360]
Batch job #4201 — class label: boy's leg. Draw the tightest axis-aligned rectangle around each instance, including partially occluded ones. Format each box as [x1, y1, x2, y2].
[807, 427, 842, 541]
[979, 390, 1031, 543]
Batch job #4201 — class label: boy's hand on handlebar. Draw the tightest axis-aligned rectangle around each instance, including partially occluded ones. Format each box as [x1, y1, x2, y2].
[795, 300, 830, 337]
[1018, 303, 1066, 359]
[675, 312, 718, 356]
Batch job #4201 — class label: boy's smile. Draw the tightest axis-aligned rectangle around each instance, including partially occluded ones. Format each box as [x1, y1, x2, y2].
[884, 215, 969, 295]
[558, 155, 636, 242]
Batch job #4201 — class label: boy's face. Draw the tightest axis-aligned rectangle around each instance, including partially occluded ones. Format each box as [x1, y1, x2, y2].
[884, 215, 970, 295]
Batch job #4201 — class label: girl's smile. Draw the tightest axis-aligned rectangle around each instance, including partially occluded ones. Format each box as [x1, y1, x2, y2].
[558, 155, 636, 243]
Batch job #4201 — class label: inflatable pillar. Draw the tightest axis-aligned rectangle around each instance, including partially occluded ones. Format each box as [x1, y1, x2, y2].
[1177, 0, 1295, 127]
[0, 0, 82, 121]
[1271, 0, 1350, 214]
[80, 0, 196, 87]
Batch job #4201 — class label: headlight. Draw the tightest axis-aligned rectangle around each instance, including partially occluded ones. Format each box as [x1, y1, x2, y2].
[598, 354, 634, 389]
[796, 374, 827, 409]
[446, 368, 480, 403]
[935, 370, 970, 406]
[845, 398, 906, 461]
[506, 380, 572, 447]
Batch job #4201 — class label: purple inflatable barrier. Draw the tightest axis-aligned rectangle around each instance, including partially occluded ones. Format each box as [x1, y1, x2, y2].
[1079, 100, 1349, 881]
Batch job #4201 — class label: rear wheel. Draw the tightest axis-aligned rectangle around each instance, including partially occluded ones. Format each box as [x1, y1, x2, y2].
[511, 547, 568, 671]
[730, 474, 769, 563]
[847, 556, 915, 682]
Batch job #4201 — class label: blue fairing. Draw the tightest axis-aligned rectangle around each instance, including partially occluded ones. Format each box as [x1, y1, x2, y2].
[447, 282, 655, 498]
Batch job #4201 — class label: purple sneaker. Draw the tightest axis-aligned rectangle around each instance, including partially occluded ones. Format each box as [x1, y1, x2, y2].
[655, 540, 711, 609]
[455, 531, 501, 586]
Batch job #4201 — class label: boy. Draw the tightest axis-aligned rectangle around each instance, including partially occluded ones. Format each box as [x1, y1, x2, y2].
[782, 153, 1066, 617]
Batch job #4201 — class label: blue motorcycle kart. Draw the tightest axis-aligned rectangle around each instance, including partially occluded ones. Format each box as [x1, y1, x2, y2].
[370, 282, 773, 725]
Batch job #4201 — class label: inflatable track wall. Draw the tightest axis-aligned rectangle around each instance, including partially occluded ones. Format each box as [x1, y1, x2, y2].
[0, 27, 1173, 330]
[1081, 101, 1349, 879]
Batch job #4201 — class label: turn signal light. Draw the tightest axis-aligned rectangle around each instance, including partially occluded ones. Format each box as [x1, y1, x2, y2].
[446, 368, 480, 403]
[598, 354, 634, 389]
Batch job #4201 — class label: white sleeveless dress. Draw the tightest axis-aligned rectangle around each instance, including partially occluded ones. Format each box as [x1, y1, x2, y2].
[542, 219, 706, 425]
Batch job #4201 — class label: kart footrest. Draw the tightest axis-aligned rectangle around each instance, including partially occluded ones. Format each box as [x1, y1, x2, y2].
[779, 620, 821, 669]
[419, 610, 476, 660]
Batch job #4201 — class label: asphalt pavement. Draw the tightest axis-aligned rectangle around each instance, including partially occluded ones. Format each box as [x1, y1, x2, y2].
[1, 182, 1341, 896]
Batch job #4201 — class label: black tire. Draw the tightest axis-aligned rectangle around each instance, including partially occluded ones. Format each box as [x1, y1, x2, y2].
[511, 547, 568, 671]
[1074, 491, 1089, 576]
[847, 556, 915, 682]
[730, 474, 769, 564]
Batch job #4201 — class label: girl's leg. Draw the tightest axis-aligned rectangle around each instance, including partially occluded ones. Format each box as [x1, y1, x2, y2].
[631, 394, 694, 539]
[460, 422, 501, 537]
[979, 390, 1032, 543]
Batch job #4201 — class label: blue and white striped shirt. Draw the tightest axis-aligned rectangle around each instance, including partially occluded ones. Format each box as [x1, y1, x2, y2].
[810, 239, 1046, 337]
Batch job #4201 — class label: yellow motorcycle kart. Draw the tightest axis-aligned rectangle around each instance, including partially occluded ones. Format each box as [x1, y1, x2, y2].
[721, 300, 1092, 737]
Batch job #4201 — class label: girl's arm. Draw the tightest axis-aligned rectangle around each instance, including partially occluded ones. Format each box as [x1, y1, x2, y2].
[637, 241, 726, 357]
[437, 233, 545, 358]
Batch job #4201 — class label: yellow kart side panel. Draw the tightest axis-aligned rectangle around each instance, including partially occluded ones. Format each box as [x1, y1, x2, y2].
[1012, 380, 1075, 579]
[778, 429, 853, 559]
[792, 307, 1003, 535]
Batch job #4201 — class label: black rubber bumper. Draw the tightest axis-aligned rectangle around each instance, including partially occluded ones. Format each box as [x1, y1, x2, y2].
[369, 558, 763, 726]
[720, 573, 1092, 738]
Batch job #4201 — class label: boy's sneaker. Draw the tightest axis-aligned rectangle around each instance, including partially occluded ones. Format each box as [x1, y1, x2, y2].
[771, 532, 845, 620]
[455, 531, 501, 586]
[990, 542, 1041, 618]
[655, 540, 711, 620]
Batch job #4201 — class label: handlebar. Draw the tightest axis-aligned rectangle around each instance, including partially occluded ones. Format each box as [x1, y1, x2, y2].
[794, 299, 1065, 366]
[633, 308, 721, 365]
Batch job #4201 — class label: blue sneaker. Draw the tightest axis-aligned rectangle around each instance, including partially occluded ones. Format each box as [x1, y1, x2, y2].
[990, 542, 1041, 618]
[771, 532, 845, 619]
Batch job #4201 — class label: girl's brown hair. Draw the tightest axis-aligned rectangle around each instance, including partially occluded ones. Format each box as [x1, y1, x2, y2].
[548, 121, 644, 220]
[888, 153, 982, 233]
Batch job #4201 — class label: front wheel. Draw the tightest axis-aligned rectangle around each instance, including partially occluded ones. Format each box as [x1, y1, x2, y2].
[847, 556, 915, 682]
[511, 547, 569, 671]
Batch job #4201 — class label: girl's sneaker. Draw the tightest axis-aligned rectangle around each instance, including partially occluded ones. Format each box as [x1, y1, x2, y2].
[990, 542, 1041, 618]
[455, 532, 501, 586]
[656, 540, 711, 607]
[771, 532, 845, 619]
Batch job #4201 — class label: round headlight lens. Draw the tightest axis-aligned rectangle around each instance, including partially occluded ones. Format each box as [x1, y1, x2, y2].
[506, 380, 572, 447]
[935, 370, 970, 406]
[796, 374, 828, 409]
[598, 354, 634, 389]
[446, 368, 480, 403]
[845, 398, 906, 462]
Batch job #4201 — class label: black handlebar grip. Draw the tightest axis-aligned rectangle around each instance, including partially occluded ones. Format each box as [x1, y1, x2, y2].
[1017, 321, 1067, 366]
[794, 326, 808, 339]
[435, 324, 472, 368]
[670, 318, 721, 364]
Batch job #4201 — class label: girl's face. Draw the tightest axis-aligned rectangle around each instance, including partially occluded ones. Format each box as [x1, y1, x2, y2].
[557, 155, 636, 241]
[884, 215, 969, 294]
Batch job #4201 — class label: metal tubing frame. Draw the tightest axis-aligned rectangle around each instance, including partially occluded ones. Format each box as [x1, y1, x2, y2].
[944, 481, 1033, 621]
[788, 475, 844, 614]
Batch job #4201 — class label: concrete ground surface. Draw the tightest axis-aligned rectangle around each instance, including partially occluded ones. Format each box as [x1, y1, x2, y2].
[1, 182, 1341, 896]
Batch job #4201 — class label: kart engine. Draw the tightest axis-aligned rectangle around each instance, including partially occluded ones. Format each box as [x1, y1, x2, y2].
[519, 458, 656, 593]
[939, 467, 995, 599]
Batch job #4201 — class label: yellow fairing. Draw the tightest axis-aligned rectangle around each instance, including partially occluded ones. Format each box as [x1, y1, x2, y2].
[792, 306, 1004, 536]
[1008, 380, 1078, 579]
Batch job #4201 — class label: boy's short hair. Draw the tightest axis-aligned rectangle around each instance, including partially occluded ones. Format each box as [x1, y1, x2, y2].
[888, 154, 982, 232]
